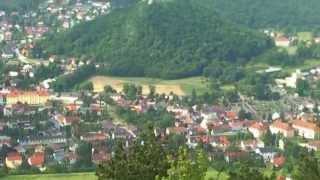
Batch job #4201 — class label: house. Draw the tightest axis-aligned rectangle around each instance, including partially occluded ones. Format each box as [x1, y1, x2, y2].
[275, 36, 290, 47]
[53, 114, 80, 127]
[240, 140, 257, 151]
[5, 152, 22, 169]
[225, 111, 238, 120]
[0, 136, 11, 148]
[314, 37, 320, 44]
[229, 121, 243, 131]
[271, 156, 286, 168]
[65, 152, 78, 164]
[28, 152, 45, 168]
[92, 150, 111, 164]
[255, 147, 276, 163]
[224, 151, 248, 163]
[248, 122, 268, 138]
[80, 132, 108, 142]
[305, 140, 320, 151]
[6, 90, 50, 105]
[292, 119, 320, 139]
[270, 120, 294, 138]
[166, 127, 188, 135]
[275, 70, 303, 88]
[53, 149, 65, 162]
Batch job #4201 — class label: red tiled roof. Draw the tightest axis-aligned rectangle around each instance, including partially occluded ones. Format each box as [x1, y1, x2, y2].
[229, 121, 243, 127]
[225, 112, 238, 119]
[92, 151, 111, 163]
[272, 156, 286, 167]
[167, 127, 187, 134]
[29, 152, 45, 167]
[292, 119, 319, 131]
[271, 120, 292, 131]
[218, 136, 230, 145]
[275, 36, 289, 42]
[250, 122, 267, 131]
[6, 152, 22, 161]
[7, 90, 49, 97]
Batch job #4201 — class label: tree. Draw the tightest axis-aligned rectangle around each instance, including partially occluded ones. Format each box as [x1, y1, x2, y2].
[292, 153, 320, 180]
[296, 79, 310, 97]
[158, 147, 208, 180]
[96, 125, 169, 180]
[168, 134, 186, 151]
[148, 85, 156, 99]
[228, 162, 276, 180]
[104, 85, 116, 94]
[76, 141, 93, 167]
[262, 129, 276, 147]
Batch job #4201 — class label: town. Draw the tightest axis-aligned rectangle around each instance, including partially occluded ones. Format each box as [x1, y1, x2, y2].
[1, 0, 320, 180]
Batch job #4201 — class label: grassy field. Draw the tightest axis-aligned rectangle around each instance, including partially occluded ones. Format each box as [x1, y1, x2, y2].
[297, 31, 313, 41]
[3, 170, 227, 180]
[89, 76, 209, 96]
[3, 173, 97, 180]
[205, 169, 229, 180]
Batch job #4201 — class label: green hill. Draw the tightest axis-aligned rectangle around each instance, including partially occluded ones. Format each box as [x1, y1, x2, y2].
[0, 0, 43, 12]
[37, 0, 273, 79]
[213, 0, 320, 30]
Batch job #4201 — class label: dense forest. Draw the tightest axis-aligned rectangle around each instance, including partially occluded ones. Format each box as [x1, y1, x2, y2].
[214, 0, 320, 31]
[36, 0, 273, 79]
[0, 0, 43, 12]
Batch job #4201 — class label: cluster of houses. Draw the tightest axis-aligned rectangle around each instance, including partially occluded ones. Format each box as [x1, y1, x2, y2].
[275, 66, 320, 90]
[0, 89, 140, 171]
[0, 0, 111, 59]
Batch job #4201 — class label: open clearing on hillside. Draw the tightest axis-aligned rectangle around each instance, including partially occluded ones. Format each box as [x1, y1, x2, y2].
[89, 76, 209, 96]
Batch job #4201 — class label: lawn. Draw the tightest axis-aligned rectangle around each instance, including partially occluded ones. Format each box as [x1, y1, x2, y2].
[89, 76, 209, 96]
[205, 169, 229, 180]
[3, 170, 227, 180]
[297, 31, 313, 42]
[3, 173, 97, 180]
[282, 58, 320, 74]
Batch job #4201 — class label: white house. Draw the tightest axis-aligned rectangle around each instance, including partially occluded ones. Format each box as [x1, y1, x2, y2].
[292, 119, 319, 139]
[275, 36, 290, 47]
[270, 120, 294, 138]
[248, 122, 267, 139]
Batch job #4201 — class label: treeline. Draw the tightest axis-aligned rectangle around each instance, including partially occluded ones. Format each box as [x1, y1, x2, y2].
[213, 0, 320, 31]
[36, 0, 273, 79]
[0, 0, 43, 12]
[52, 65, 96, 92]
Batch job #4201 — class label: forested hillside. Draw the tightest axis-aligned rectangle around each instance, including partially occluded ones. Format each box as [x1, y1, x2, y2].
[214, 0, 320, 30]
[36, 0, 273, 79]
[0, 0, 43, 12]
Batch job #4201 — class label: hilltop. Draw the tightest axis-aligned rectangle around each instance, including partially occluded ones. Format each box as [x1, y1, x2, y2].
[214, 0, 320, 30]
[37, 0, 273, 79]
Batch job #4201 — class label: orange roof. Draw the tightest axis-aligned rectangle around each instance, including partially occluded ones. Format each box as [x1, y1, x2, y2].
[29, 152, 45, 167]
[292, 119, 319, 131]
[226, 112, 238, 119]
[6, 152, 22, 161]
[271, 120, 293, 131]
[275, 36, 289, 42]
[8, 90, 49, 97]
[250, 122, 267, 131]
[272, 156, 286, 167]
